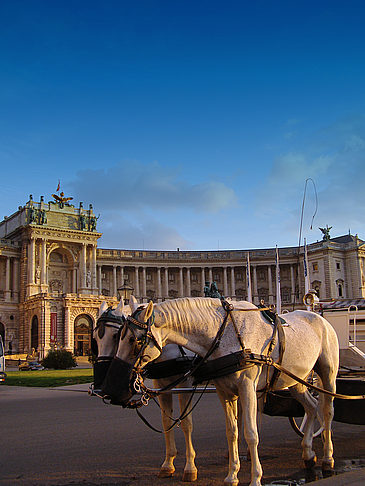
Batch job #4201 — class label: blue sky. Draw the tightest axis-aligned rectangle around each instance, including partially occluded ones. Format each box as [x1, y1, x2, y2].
[1, 1, 365, 250]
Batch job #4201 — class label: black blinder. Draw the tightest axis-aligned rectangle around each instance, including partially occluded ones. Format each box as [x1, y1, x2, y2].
[101, 357, 134, 407]
[93, 358, 113, 390]
[98, 322, 105, 339]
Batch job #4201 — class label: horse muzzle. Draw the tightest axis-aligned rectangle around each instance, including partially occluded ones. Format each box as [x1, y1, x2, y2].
[101, 357, 135, 407]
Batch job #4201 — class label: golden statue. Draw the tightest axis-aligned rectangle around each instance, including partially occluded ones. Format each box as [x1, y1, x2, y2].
[51, 192, 73, 208]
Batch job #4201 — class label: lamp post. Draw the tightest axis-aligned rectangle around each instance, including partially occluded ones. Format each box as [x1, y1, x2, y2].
[117, 280, 134, 304]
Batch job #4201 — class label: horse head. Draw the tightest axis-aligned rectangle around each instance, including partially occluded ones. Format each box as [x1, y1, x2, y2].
[92, 299, 127, 393]
[102, 300, 163, 407]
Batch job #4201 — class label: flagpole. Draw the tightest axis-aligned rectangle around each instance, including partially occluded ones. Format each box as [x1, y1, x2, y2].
[275, 246, 281, 314]
[246, 252, 252, 303]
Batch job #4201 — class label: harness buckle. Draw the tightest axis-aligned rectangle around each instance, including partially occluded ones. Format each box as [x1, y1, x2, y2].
[133, 374, 142, 393]
[141, 393, 150, 406]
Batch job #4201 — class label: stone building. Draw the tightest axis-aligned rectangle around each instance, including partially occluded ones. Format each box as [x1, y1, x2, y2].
[1, 194, 365, 359]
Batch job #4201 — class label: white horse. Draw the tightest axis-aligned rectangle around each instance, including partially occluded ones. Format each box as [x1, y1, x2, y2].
[92, 296, 198, 481]
[102, 297, 339, 486]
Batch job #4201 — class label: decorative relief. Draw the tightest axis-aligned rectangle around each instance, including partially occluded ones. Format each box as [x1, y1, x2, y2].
[49, 279, 63, 292]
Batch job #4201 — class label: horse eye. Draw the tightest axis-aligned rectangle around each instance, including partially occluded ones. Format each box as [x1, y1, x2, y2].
[129, 336, 135, 344]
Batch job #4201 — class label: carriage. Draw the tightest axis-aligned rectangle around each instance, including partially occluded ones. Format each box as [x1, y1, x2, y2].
[269, 298, 365, 437]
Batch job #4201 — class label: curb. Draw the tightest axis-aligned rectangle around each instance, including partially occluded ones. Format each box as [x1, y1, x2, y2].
[311, 468, 365, 485]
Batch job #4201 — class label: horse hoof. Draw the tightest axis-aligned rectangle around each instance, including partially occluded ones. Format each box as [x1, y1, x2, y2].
[158, 468, 174, 478]
[322, 459, 335, 473]
[223, 478, 239, 485]
[182, 470, 197, 482]
[304, 455, 317, 469]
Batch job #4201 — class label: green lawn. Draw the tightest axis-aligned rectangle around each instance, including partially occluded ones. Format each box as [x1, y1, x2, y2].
[4, 368, 93, 387]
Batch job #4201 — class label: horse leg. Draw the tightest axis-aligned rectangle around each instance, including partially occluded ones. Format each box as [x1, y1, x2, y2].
[238, 375, 263, 486]
[315, 364, 336, 472]
[178, 392, 198, 482]
[157, 391, 177, 478]
[216, 389, 240, 485]
[289, 383, 318, 468]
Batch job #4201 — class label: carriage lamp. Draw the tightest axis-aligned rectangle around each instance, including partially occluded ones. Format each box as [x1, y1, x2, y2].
[303, 289, 319, 311]
[117, 281, 134, 304]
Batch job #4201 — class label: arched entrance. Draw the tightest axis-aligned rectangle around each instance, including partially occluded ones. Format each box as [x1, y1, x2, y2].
[74, 314, 93, 356]
[31, 316, 39, 352]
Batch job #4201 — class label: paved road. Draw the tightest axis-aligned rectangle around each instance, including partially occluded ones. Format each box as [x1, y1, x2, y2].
[1, 384, 365, 486]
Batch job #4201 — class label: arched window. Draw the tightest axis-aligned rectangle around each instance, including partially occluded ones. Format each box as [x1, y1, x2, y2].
[31, 316, 39, 351]
[336, 279, 344, 298]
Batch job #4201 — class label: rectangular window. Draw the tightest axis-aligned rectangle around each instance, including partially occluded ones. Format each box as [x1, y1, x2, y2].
[336, 262, 341, 270]
[312, 262, 319, 272]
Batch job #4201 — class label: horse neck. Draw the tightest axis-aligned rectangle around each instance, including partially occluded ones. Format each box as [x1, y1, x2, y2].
[154, 298, 223, 356]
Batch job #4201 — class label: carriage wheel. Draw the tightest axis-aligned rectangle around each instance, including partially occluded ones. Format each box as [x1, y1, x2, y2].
[288, 414, 324, 438]
[288, 371, 324, 439]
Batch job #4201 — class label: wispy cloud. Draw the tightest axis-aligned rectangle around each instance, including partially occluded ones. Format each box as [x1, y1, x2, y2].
[255, 114, 365, 239]
[98, 211, 192, 250]
[69, 160, 237, 213]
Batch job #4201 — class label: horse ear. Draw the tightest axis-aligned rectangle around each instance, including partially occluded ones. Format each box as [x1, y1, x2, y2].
[98, 301, 108, 319]
[114, 299, 124, 317]
[139, 300, 154, 323]
[129, 295, 139, 313]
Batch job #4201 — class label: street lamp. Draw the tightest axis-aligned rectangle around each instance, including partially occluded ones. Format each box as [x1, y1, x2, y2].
[117, 280, 134, 304]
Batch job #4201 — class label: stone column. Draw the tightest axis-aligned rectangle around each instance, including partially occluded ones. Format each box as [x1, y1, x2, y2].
[134, 267, 140, 299]
[268, 265, 273, 305]
[223, 266, 228, 297]
[113, 265, 117, 297]
[28, 238, 35, 284]
[230, 267, 236, 299]
[201, 268, 205, 295]
[252, 265, 258, 303]
[142, 267, 147, 302]
[40, 239, 47, 285]
[73, 267, 77, 293]
[81, 244, 87, 289]
[98, 265, 102, 294]
[92, 245, 97, 293]
[13, 258, 19, 301]
[290, 264, 295, 302]
[164, 268, 169, 299]
[64, 306, 72, 352]
[157, 267, 162, 301]
[179, 267, 184, 297]
[208, 267, 213, 283]
[120, 266, 124, 286]
[185, 267, 191, 297]
[5, 257, 11, 301]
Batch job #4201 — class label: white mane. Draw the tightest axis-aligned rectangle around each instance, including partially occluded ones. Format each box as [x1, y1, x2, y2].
[152, 297, 257, 337]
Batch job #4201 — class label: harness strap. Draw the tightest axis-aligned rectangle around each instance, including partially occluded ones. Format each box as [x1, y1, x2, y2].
[262, 316, 286, 395]
[267, 361, 365, 400]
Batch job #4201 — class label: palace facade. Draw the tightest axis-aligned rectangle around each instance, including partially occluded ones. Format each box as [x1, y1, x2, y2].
[1, 195, 365, 358]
